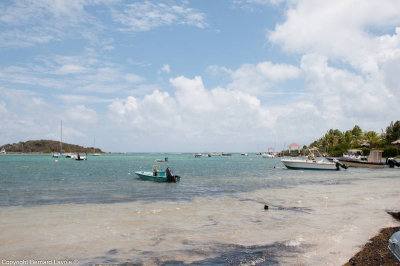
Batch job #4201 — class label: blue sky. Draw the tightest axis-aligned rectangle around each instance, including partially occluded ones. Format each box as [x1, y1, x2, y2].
[1, 0, 400, 152]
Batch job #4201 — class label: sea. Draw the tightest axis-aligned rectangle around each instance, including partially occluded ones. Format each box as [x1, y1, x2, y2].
[0, 154, 399, 265]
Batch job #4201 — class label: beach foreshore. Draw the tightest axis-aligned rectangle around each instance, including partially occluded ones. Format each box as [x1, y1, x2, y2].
[1, 176, 400, 265]
[345, 227, 400, 265]
[344, 211, 400, 265]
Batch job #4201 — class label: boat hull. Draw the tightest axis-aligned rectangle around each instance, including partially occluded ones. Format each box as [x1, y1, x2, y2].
[337, 158, 389, 168]
[135, 171, 181, 182]
[281, 159, 338, 170]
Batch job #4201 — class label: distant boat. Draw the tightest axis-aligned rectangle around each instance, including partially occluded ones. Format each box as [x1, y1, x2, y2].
[338, 150, 400, 168]
[92, 137, 101, 156]
[155, 157, 168, 162]
[75, 153, 87, 161]
[241, 152, 248, 156]
[263, 147, 276, 158]
[135, 166, 180, 183]
[193, 154, 202, 158]
[221, 152, 232, 156]
[262, 152, 275, 158]
[0, 148, 6, 155]
[52, 120, 63, 158]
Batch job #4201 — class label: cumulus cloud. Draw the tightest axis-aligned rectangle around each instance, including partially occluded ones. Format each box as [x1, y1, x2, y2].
[108, 75, 280, 150]
[228, 61, 300, 94]
[269, 0, 400, 73]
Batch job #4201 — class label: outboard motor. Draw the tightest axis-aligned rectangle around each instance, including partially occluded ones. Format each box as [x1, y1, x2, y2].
[387, 158, 400, 168]
[166, 167, 177, 183]
[334, 159, 348, 170]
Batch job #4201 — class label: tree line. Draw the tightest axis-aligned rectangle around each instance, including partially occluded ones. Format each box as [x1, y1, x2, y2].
[0, 140, 103, 154]
[308, 121, 400, 157]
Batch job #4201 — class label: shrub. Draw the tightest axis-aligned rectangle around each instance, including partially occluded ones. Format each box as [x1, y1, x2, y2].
[383, 146, 399, 158]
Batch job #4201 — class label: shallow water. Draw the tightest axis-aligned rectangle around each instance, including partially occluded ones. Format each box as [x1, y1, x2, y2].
[0, 154, 399, 265]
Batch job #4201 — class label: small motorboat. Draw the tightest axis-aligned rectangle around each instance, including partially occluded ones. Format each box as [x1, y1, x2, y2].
[155, 157, 168, 162]
[281, 158, 347, 170]
[75, 153, 87, 161]
[338, 150, 400, 168]
[135, 166, 180, 183]
[281, 149, 347, 171]
[389, 231, 400, 262]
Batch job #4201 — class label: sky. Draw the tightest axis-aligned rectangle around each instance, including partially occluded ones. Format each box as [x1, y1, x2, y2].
[1, 0, 400, 152]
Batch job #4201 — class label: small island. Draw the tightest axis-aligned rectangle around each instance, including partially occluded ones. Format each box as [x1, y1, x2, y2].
[0, 140, 104, 154]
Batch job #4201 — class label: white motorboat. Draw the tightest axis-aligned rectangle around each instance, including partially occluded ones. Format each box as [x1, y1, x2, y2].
[262, 152, 275, 158]
[281, 158, 343, 170]
[281, 149, 347, 170]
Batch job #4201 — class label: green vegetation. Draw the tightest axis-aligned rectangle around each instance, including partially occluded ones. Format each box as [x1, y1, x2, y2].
[309, 121, 400, 157]
[0, 140, 103, 154]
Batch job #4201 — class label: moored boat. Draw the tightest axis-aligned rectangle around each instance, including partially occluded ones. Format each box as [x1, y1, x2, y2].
[338, 150, 400, 168]
[135, 166, 180, 183]
[281, 158, 345, 170]
[75, 153, 87, 161]
[155, 157, 168, 162]
[281, 149, 347, 170]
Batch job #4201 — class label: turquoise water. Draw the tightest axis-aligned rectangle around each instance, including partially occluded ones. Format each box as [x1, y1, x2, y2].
[1, 154, 400, 264]
[0, 153, 377, 206]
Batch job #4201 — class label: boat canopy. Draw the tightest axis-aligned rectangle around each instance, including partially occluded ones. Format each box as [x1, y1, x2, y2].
[368, 150, 383, 163]
[347, 149, 363, 154]
[392, 139, 400, 145]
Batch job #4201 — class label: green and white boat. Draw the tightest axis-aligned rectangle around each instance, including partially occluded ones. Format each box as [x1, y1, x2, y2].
[135, 165, 181, 183]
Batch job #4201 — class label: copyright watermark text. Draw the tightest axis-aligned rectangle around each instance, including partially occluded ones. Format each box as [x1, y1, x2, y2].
[2, 260, 78, 265]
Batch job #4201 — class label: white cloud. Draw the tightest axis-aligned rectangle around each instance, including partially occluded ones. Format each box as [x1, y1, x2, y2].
[0, 54, 145, 94]
[228, 61, 300, 94]
[58, 64, 89, 74]
[269, 0, 400, 73]
[57, 94, 112, 104]
[234, 0, 285, 8]
[112, 1, 207, 32]
[124, 73, 145, 84]
[65, 105, 98, 124]
[0, 0, 101, 47]
[108, 75, 279, 150]
[0, 101, 8, 116]
[158, 64, 171, 74]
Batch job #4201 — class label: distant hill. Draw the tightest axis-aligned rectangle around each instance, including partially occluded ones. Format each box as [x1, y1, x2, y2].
[0, 140, 104, 154]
